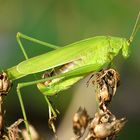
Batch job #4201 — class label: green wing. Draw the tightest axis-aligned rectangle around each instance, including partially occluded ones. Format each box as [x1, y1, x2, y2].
[17, 36, 107, 74]
[17, 46, 81, 74]
[6, 36, 108, 80]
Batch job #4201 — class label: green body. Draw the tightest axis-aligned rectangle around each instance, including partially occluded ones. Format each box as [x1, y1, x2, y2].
[6, 36, 130, 96]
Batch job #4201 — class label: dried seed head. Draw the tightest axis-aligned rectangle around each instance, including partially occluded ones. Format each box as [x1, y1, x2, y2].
[7, 119, 23, 140]
[0, 72, 12, 95]
[93, 122, 113, 138]
[82, 69, 126, 140]
[88, 110, 126, 139]
[92, 68, 121, 109]
[73, 107, 89, 136]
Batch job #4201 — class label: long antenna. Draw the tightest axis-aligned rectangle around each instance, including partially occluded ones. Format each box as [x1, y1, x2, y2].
[129, 11, 140, 42]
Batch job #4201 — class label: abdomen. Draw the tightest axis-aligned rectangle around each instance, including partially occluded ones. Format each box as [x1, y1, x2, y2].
[37, 60, 84, 96]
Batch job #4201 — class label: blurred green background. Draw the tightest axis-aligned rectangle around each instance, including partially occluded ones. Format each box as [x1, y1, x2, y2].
[0, 0, 140, 139]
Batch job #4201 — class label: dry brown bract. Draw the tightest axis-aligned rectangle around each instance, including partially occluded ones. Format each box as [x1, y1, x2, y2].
[85, 110, 126, 140]
[2, 119, 23, 140]
[0, 72, 12, 96]
[93, 69, 120, 111]
[73, 107, 89, 137]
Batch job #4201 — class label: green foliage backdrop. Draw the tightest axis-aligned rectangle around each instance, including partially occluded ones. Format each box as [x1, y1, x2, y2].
[0, 0, 140, 139]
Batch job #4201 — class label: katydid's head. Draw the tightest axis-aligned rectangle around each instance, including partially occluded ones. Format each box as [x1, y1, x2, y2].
[121, 11, 140, 58]
[122, 11, 140, 58]
[110, 12, 140, 60]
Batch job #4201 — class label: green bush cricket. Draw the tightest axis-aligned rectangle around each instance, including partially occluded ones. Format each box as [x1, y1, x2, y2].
[2, 12, 140, 139]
